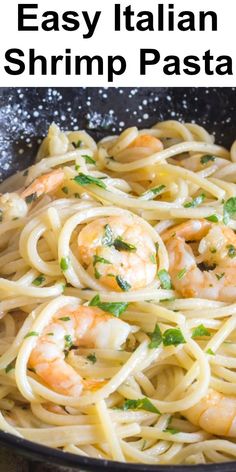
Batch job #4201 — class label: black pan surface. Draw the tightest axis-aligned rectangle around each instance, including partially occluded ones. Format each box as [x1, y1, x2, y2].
[0, 87, 235, 471]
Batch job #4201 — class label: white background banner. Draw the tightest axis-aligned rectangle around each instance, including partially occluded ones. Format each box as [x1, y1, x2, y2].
[0, 0, 235, 86]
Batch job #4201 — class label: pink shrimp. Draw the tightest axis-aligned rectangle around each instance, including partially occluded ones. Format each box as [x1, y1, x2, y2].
[21, 169, 64, 200]
[29, 305, 132, 397]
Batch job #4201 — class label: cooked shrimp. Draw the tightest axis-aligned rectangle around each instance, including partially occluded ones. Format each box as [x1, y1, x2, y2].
[77, 215, 157, 291]
[164, 219, 236, 301]
[115, 134, 163, 163]
[21, 169, 64, 200]
[0, 192, 28, 222]
[29, 305, 132, 396]
[129, 135, 163, 153]
[183, 389, 236, 437]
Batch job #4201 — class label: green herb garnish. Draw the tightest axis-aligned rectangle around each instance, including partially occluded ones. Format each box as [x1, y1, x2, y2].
[74, 192, 80, 198]
[164, 428, 179, 435]
[122, 398, 160, 414]
[60, 257, 70, 271]
[82, 155, 96, 165]
[89, 294, 128, 317]
[162, 328, 186, 347]
[192, 324, 211, 339]
[32, 275, 45, 287]
[24, 331, 39, 339]
[205, 215, 219, 223]
[102, 224, 114, 246]
[216, 273, 225, 280]
[158, 269, 172, 290]
[64, 334, 73, 350]
[177, 268, 187, 280]
[93, 255, 111, 266]
[74, 173, 106, 190]
[25, 192, 38, 204]
[223, 197, 236, 225]
[150, 254, 156, 264]
[61, 186, 69, 195]
[142, 185, 166, 198]
[227, 244, 236, 259]
[59, 317, 71, 322]
[184, 193, 205, 208]
[116, 275, 131, 292]
[5, 361, 15, 374]
[113, 237, 136, 252]
[87, 353, 97, 364]
[148, 324, 163, 349]
[200, 155, 216, 165]
[206, 348, 215, 356]
[72, 140, 82, 149]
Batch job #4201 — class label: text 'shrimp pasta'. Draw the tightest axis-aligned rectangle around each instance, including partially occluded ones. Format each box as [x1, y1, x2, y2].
[3, 3, 233, 81]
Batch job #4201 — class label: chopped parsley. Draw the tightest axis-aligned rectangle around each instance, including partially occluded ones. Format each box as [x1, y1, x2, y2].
[60, 257, 70, 271]
[227, 244, 236, 259]
[102, 224, 114, 246]
[61, 186, 69, 195]
[177, 268, 187, 280]
[164, 428, 179, 435]
[5, 361, 15, 374]
[24, 331, 39, 339]
[47, 332, 54, 336]
[162, 328, 186, 347]
[75, 165, 80, 172]
[142, 185, 166, 198]
[223, 197, 236, 225]
[59, 317, 71, 322]
[93, 255, 111, 266]
[122, 398, 160, 414]
[89, 294, 128, 317]
[158, 269, 172, 290]
[94, 267, 101, 279]
[72, 140, 82, 149]
[74, 173, 107, 190]
[200, 155, 216, 165]
[192, 324, 211, 339]
[32, 275, 46, 287]
[23, 169, 29, 176]
[210, 247, 217, 254]
[216, 273, 225, 280]
[150, 254, 156, 264]
[205, 214, 219, 223]
[116, 275, 131, 291]
[25, 192, 38, 205]
[206, 348, 215, 356]
[64, 334, 73, 350]
[87, 353, 97, 364]
[148, 324, 163, 349]
[74, 192, 80, 198]
[113, 237, 136, 252]
[82, 155, 96, 165]
[184, 193, 205, 208]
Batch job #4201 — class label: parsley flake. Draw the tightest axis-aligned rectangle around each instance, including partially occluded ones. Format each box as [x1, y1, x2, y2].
[32, 275, 45, 287]
[60, 257, 70, 271]
[74, 173, 106, 190]
[158, 269, 172, 290]
[116, 275, 131, 291]
[200, 155, 216, 165]
[148, 324, 163, 349]
[25, 192, 38, 205]
[87, 353, 97, 364]
[162, 328, 186, 347]
[184, 194, 205, 208]
[24, 331, 39, 339]
[122, 398, 160, 414]
[192, 324, 211, 338]
[89, 294, 128, 317]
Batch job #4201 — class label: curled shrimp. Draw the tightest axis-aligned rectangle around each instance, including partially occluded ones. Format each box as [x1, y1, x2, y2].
[184, 389, 236, 437]
[114, 134, 163, 163]
[163, 219, 236, 302]
[21, 169, 65, 200]
[29, 305, 132, 396]
[77, 215, 157, 291]
[0, 192, 28, 222]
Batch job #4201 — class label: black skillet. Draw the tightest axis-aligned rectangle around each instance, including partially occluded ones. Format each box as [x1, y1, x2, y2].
[0, 87, 235, 471]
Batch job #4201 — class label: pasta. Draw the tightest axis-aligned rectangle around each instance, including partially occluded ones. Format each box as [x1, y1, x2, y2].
[1, 120, 236, 465]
